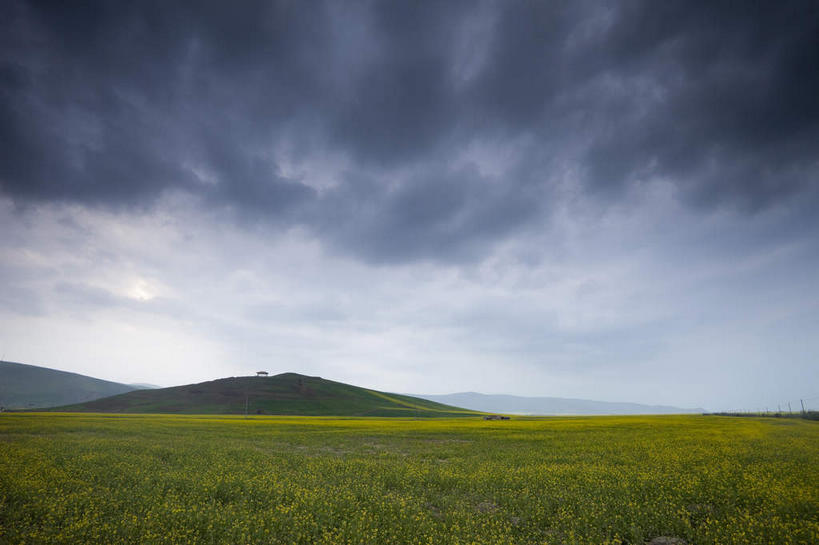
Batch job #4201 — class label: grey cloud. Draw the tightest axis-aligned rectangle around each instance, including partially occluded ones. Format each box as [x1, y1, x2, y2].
[244, 302, 347, 325]
[316, 164, 543, 263]
[578, 1, 819, 208]
[53, 282, 121, 309]
[1, 0, 817, 263]
[0, 285, 46, 317]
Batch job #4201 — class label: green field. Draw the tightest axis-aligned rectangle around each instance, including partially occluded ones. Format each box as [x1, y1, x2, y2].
[1, 414, 817, 544]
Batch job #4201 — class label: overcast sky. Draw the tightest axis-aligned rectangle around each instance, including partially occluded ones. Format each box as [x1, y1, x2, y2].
[2, 0, 818, 411]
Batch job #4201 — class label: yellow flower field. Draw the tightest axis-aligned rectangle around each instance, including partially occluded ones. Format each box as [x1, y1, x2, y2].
[0, 414, 817, 544]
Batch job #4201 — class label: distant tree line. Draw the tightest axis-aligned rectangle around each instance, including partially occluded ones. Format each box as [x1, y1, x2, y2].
[705, 411, 818, 421]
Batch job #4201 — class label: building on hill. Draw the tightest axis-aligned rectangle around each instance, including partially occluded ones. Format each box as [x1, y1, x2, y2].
[256, 371, 268, 377]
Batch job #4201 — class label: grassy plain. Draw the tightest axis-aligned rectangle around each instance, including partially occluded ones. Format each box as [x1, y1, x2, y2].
[0, 414, 817, 544]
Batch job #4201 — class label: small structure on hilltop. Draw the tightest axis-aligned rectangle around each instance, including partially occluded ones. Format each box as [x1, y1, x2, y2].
[483, 415, 510, 420]
[256, 371, 268, 377]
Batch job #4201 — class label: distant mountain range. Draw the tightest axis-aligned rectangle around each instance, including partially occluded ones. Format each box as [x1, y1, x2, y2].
[0, 360, 138, 409]
[2, 360, 703, 416]
[128, 383, 161, 389]
[413, 392, 704, 415]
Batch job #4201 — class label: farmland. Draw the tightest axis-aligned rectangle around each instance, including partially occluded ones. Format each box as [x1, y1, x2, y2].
[1, 414, 817, 544]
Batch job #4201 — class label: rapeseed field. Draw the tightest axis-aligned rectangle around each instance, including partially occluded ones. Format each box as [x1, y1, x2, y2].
[0, 414, 817, 544]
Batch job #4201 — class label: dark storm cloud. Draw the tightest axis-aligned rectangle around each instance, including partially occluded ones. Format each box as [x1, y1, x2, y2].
[316, 164, 542, 263]
[577, 2, 819, 209]
[2, 0, 818, 260]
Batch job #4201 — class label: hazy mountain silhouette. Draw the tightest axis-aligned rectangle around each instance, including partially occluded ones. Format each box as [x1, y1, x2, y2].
[414, 392, 704, 415]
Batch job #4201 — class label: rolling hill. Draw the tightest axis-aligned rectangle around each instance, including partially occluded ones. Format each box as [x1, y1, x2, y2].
[48, 373, 480, 417]
[413, 392, 704, 415]
[0, 360, 139, 410]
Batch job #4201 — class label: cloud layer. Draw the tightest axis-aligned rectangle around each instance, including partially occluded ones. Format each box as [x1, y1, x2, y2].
[2, 1, 818, 409]
[4, 0, 818, 262]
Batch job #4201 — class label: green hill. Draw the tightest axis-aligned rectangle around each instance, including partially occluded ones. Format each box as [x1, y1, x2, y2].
[0, 360, 138, 410]
[48, 373, 481, 417]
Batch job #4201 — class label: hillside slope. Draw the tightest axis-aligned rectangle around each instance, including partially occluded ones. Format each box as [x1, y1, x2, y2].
[414, 392, 704, 415]
[0, 360, 138, 409]
[50, 373, 480, 417]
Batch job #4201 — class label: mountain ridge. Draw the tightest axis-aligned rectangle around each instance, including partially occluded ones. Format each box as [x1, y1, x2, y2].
[45, 373, 480, 417]
[3, 360, 705, 416]
[0, 360, 138, 409]
[412, 391, 705, 415]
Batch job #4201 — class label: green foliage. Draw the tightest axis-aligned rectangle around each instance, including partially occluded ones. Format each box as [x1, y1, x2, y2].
[46, 373, 478, 417]
[0, 414, 817, 544]
[709, 411, 819, 421]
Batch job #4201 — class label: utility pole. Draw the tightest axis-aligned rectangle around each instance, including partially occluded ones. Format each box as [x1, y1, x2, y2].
[801, 399, 806, 414]
[788, 402, 792, 414]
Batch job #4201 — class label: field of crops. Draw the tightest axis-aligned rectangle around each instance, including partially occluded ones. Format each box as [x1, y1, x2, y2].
[1, 414, 817, 544]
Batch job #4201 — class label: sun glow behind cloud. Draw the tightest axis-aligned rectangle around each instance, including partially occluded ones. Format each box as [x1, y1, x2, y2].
[126, 279, 157, 302]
